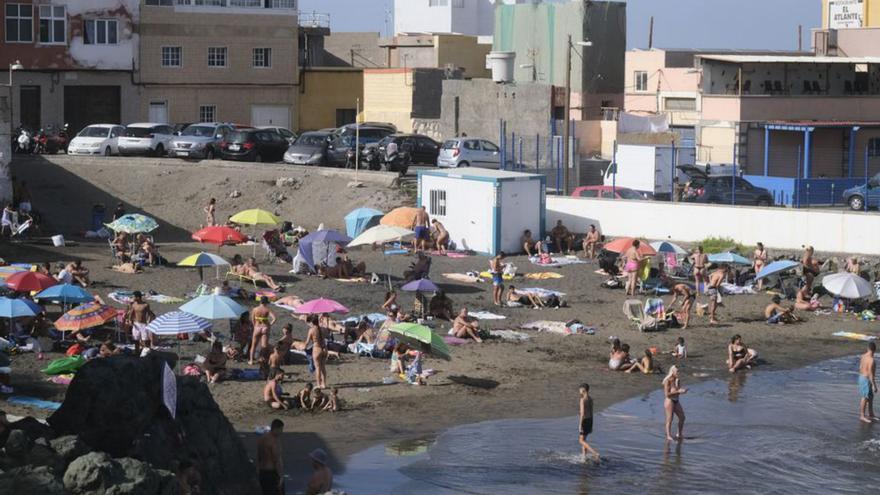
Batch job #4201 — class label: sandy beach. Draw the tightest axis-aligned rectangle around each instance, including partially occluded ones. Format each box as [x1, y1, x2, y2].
[2, 157, 878, 488]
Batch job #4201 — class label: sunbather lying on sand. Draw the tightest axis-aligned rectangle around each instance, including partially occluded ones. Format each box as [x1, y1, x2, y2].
[506, 286, 545, 308]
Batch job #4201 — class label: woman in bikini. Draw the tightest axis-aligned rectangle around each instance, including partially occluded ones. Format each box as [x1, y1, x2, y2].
[249, 297, 276, 365]
[753, 242, 768, 290]
[690, 246, 708, 294]
[801, 246, 819, 291]
[244, 257, 282, 291]
[204, 198, 216, 227]
[623, 240, 643, 297]
[662, 365, 687, 441]
[305, 314, 328, 389]
[727, 334, 757, 372]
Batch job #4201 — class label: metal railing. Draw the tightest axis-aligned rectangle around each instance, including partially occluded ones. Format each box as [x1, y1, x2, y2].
[298, 11, 330, 28]
[174, 0, 298, 9]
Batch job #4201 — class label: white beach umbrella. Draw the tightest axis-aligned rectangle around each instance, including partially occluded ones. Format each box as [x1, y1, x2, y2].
[821, 272, 873, 299]
[348, 225, 415, 248]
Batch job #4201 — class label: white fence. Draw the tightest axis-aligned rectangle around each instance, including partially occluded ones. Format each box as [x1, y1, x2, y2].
[546, 197, 880, 255]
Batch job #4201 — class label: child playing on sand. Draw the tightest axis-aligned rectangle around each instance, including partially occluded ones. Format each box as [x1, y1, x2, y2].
[626, 349, 660, 374]
[311, 388, 328, 411]
[578, 384, 600, 461]
[297, 383, 314, 410]
[671, 337, 687, 360]
[406, 350, 427, 386]
[322, 388, 340, 412]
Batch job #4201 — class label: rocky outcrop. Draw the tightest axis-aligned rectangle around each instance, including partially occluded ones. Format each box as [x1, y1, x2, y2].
[63, 452, 177, 495]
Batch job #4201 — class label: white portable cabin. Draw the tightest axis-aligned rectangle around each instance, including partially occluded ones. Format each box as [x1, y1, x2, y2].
[417, 169, 545, 255]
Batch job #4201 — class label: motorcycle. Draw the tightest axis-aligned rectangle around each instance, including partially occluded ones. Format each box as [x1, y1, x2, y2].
[34, 124, 70, 154]
[14, 126, 34, 154]
[345, 144, 383, 171]
[383, 150, 411, 177]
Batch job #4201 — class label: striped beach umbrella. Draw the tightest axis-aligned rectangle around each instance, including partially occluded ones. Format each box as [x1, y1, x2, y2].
[55, 302, 118, 331]
[146, 311, 212, 336]
[105, 214, 159, 234]
[177, 252, 230, 267]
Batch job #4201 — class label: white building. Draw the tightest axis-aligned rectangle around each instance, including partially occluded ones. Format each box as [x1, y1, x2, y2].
[394, 0, 535, 37]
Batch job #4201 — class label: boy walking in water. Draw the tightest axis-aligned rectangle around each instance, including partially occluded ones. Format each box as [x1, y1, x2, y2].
[578, 384, 600, 461]
[859, 342, 877, 423]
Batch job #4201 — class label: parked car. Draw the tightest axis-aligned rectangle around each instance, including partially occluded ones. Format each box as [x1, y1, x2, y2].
[67, 124, 125, 156]
[377, 134, 441, 165]
[283, 131, 331, 166]
[334, 122, 397, 136]
[842, 172, 880, 210]
[172, 123, 194, 135]
[118, 123, 175, 156]
[325, 127, 394, 167]
[678, 166, 774, 206]
[571, 185, 647, 200]
[168, 123, 238, 160]
[437, 138, 502, 168]
[258, 126, 298, 145]
[219, 129, 288, 162]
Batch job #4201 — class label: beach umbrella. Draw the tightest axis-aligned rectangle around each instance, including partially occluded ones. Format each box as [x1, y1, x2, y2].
[0, 297, 41, 318]
[5, 271, 57, 292]
[300, 229, 352, 246]
[345, 207, 384, 238]
[708, 252, 752, 265]
[180, 294, 247, 320]
[191, 226, 248, 246]
[34, 284, 94, 305]
[604, 237, 657, 256]
[821, 272, 873, 299]
[294, 298, 349, 315]
[388, 322, 451, 360]
[0, 264, 29, 281]
[55, 302, 117, 332]
[146, 311, 212, 336]
[755, 260, 800, 280]
[229, 209, 280, 226]
[178, 252, 231, 280]
[348, 225, 415, 248]
[297, 230, 352, 272]
[380, 207, 421, 229]
[649, 241, 687, 255]
[401, 278, 439, 292]
[105, 213, 159, 234]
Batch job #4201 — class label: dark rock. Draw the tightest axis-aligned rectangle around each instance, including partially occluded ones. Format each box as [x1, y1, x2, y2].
[64, 452, 180, 495]
[24, 442, 65, 474]
[4, 429, 33, 458]
[50, 355, 259, 495]
[9, 416, 57, 442]
[64, 452, 118, 493]
[0, 465, 66, 494]
[50, 435, 90, 466]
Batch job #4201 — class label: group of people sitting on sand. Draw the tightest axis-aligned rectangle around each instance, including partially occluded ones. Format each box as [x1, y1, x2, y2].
[229, 255, 284, 292]
[111, 232, 163, 272]
[317, 253, 367, 280]
[36, 260, 91, 288]
[521, 222, 605, 259]
[263, 372, 340, 412]
[608, 334, 757, 375]
[608, 338, 662, 374]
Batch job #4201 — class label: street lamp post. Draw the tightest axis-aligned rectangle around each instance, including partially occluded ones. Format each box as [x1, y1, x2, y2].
[7, 60, 23, 127]
[562, 40, 591, 196]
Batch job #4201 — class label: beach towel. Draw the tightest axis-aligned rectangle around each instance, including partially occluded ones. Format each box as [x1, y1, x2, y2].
[832, 331, 878, 341]
[720, 283, 756, 295]
[528, 256, 587, 268]
[524, 272, 564, 280]
[336, 277, 367, 283]
[469, 311, 507, 320]
[341, 313, 387, 327]
[443, 273, 482, 283]
[49, 373, 75, 385]
[6, 395, 62, 411]
[42, 356, 86, 375]
[521, 288, 566, 298]
[109, 291, 184, 305]
[228, 368, 262, 381]
[489, 330, 531, 342]
[443, 335, 471, 345]
[254, 290, 280, 302]
[479, 271, 514, 281]
[384, 249, 409, 256]
[521, 320, 569, 334]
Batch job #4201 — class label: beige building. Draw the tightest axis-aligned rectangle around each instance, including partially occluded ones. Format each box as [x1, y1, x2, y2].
[138, 0, 298, 128]
[379, 33, 491, 79]
[298, 68, 363, 131]
[362, 68, 456, 137]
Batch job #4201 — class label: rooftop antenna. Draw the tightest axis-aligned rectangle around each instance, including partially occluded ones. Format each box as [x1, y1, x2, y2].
[798, 24, 802, 52]
[648, 16, 654, 49]
[384, 3, 393, 38]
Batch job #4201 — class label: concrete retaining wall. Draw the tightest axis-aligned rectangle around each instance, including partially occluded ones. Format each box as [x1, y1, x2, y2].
[546, 197, 880, 255]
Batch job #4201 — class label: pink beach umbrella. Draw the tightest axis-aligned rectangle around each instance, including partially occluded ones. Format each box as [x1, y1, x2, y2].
[294, 298, 350, 315]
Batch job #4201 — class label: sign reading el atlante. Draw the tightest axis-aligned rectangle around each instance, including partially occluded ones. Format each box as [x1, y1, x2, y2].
[829, 0, 864, 29]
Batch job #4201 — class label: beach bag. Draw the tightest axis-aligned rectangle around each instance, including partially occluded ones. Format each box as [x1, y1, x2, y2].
[183, 363, 202, 376]
[65, 344, 84, 356]
[42, 356, 86, 375]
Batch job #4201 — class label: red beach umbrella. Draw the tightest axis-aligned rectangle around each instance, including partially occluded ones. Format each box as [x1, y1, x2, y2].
[5, 271, 58, 292]
[604, 237, 657, 256]
[192, 226, 248, 246]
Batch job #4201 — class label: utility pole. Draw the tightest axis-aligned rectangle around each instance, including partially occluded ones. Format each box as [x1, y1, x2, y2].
[562, 35, 572, 196]
[648, 16, 654, 49]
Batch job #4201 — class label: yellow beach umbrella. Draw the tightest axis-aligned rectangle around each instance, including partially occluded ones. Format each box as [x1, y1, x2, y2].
[229, 209, 280, 226]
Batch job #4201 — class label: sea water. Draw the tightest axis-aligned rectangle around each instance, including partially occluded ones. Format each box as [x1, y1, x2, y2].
[335, 357, 880, 495]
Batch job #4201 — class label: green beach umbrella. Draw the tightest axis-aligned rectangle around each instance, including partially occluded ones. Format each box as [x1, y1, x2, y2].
[105, 214, 159, 234]
[389, 323, 451, 360]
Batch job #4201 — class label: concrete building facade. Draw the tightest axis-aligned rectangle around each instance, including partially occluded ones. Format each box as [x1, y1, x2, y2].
[138, 0, 299, 128]
[298, 67, 362, 131]
[0, 0, 141, 134]
[394, 0, 499, 37]
[362, 68, 460, 137]
[380, 33, 491, 79]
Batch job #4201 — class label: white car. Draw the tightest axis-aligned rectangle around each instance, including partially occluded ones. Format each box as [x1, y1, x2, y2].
[437, 138, 502, 168]
[118, 123, 175, 156]
[67, 124, 125, 156]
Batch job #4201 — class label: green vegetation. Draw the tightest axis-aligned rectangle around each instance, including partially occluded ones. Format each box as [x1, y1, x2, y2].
[697, 237, 749, 254]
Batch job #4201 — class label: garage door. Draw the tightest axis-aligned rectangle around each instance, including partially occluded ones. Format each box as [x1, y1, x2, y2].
[251, 105, 290, 128]
[64, 86, 121, 136]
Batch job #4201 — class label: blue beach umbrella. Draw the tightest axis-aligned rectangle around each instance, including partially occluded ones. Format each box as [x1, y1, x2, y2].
[401, 278, 439, 292]
[145, 311, 212, 336]
[345, 208, 384, 238]
[179, 294, 248, 320]
[35, 284, 94, 305]
[708, 252, 752, 265]
[755, 260, 800, 280]
[649, 241, 687, 255]
[0, 297, 41, 319]
[297, 229, 353, 272]
[105, 214, 159, 234]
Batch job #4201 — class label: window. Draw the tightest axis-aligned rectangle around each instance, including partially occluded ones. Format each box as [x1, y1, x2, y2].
[161, 47, 182, 67]
[145, 0, 173, 5]
[429, 0, 448, 6]
[199, 105, 216, 123]
[429, 189, 447, 216]
[39, 5, 66, 44]
[664, 97, 696, 111]
[481, 140, 499, 152]
[451, 0, 465, 7]
[577, 189, 598, 198]
[868, 138, 880, 157]
[253, 48, 272, 68]
[84, 19, 118, 45]
[208, 47, 227, 68]
[5, 3, 33, 43]
[335, 109, 356, 127]
[634, 71, 648, 92]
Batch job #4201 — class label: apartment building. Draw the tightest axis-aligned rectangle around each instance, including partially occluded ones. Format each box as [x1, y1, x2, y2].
[0, 0, 140, 133]
[138, 0, 298, 128]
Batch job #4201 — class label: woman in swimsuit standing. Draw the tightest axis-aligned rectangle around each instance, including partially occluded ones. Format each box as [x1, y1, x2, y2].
[249, 297, 276, 365]
[623, 240, 643, 297]
[753, 242, 768, 290]
[801, 246, 819, 291]
[690, 246, 708, 294]
[663, 365, 687, 441]
[305, 314, 328, 389]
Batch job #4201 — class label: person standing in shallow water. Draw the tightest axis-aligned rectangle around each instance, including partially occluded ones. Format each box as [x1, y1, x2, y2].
[858, 342, 877, 424]
[578, 384, 600, 461]
[663, 365, 687, 441]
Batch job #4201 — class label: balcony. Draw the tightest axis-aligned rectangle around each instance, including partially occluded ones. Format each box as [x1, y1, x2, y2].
[172, 0, 297, 10]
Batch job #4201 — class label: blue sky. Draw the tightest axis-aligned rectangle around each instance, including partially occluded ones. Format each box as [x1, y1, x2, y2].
[298, 0, 822, 50]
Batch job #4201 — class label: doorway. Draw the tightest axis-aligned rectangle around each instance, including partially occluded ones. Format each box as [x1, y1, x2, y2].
[19, 86, 40, 129]
[149, 101, 168, 123]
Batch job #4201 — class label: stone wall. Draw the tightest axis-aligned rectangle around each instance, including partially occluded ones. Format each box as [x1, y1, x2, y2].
[0, 86, 11, 204]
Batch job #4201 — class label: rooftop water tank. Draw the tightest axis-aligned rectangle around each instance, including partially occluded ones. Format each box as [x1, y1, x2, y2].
[486, 51, 516, 83]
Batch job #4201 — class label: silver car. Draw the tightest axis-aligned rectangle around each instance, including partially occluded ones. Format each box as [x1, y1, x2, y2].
[437, 138, 501, 168]
[169, 123, 235, 160]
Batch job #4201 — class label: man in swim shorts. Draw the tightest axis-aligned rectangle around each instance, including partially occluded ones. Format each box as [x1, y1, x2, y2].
[578, 383, 600, 461]
[859, 342, 877, 424]
[127, 291, 155, 354]
[412, 206, 430, 252]
[489, 252, 505, 306]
